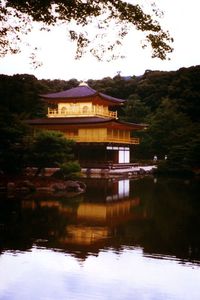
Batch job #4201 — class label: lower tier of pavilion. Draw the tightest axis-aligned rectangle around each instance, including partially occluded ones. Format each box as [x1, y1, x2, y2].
[26, 116, 146, 145]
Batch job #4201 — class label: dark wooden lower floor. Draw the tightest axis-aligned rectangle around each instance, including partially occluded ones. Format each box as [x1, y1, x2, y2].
[74, 143, 136, 168]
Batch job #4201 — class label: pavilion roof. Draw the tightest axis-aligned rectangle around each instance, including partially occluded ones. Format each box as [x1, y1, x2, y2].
[41, 84, 126, 105]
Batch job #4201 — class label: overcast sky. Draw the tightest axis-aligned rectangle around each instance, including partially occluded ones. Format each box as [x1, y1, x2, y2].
[0, 0, 199, 80]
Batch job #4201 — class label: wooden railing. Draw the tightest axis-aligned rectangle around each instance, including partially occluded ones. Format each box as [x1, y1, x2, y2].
[47, 107, 117, 119]
[66, 135, 139, 144]
[106, 137, 139, 144]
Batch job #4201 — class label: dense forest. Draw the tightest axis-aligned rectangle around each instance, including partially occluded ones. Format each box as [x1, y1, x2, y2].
[0, 65, 200, 176]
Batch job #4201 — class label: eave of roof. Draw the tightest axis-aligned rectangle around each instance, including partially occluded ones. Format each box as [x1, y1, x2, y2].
[115, 120, 148, 130]
[26, 117, 114, 125]
[98, 92, 126, 104]
[26, 116, 147, 129]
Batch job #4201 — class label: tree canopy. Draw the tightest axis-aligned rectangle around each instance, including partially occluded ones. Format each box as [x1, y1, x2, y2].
[0, 0, 173, 63]
[29, 130, 75, 175]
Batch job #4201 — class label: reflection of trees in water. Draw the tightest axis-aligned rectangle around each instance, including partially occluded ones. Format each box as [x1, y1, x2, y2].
[0, 197, 71, 252]
[0, 177, 200, 262]
[131, 177, 200, 262]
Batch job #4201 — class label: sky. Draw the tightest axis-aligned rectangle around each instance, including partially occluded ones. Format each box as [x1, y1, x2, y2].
[0, 0, 199, 81]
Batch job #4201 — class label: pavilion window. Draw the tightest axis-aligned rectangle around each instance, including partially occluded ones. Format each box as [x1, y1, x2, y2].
[119, 131, 123, 139]
[61, 107, 67, 114]
[82, 105, 89, 114]
[70, 103, 76, 112]
[113, 130, 118, 138]
[124, 131, 129, 138]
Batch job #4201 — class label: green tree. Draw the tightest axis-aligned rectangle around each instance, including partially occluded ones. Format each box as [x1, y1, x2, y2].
[54, 161, 82, 180]
[162, 126, 200, 175]
[0, 109, 30, 174]
[145, 98, 192, 156]
[29, 130, 76, 176]
[0, 74, 46, 117]
[122, 94, 150, 123]
[1, 0, 173, 63]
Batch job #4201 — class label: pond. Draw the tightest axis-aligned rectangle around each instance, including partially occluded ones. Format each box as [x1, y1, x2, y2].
[0, 176, 200, 300]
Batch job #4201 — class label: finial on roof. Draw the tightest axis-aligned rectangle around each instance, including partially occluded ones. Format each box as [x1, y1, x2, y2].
[79, 81, 88, 86]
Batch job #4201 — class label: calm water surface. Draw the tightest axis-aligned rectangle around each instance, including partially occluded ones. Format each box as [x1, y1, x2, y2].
[0, 176, 200, 300]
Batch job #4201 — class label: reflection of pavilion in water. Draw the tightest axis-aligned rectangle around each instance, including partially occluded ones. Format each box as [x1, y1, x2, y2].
[63, 195, 141, 246]
[83, 178, 131, 202]
[22, 179, 149, 255]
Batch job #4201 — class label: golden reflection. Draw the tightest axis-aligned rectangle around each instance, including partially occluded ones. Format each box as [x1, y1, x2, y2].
[22, 196, 143, 246]
[77, 198, 140, 221]
[21, 180, 148, 248]
[60, 225, 110, 245]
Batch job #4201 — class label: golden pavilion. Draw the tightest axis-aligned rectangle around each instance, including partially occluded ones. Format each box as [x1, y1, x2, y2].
[27, 82, 146, 168]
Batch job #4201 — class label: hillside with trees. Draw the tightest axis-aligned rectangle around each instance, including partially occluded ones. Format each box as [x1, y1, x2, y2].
[0, 65, 199, 175]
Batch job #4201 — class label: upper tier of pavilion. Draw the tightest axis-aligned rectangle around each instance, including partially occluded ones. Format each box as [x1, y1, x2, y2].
[41, 83, 127, 119]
